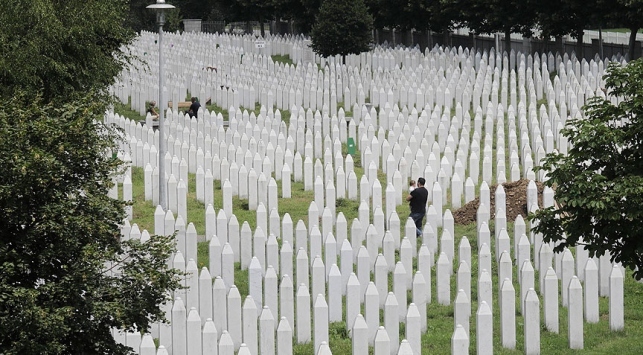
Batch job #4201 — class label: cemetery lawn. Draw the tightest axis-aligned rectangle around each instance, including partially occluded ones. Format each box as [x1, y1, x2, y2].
[597, 28, 643, 34]
[114, 99, 145, 122]
[119, 104, 643, 354]
[271, 54, 295, 67]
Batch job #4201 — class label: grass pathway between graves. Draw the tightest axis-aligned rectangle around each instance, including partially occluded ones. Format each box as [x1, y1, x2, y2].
[118, 104, 643, 354]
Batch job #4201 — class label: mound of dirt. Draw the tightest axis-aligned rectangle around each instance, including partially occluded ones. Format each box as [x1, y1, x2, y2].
[452, 179, 545, 225]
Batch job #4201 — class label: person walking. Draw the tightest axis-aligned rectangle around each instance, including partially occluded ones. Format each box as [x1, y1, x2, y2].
[406, 177, 428, 237]
[189, 97, 201, 118]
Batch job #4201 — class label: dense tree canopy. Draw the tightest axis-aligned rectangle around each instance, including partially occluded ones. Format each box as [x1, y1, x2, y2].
[530, 59, 643, 279]
[368, 0, 425, 31]
[610, 0, 643, 59]
[536, 0, 606, 58]
[310, 0, 373, 58]
[123, 0, 643, 59]
[128, 0, 183, 33]
[0, 0, 135, 103]
[0, 0, 182, 353]
[0, 95, 183, 354]
[454, 0, 537, 53]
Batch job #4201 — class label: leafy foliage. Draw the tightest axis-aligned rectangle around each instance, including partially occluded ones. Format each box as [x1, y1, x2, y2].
[0, 93, 182, 354]
[366, 0, 455, 33]
[530, 59, 643, 279]
[0, 1, 182, 353]
[0, 0, 136, 103]
[536, 0, 601, 39]
[452, 0, 536, 52]
[609, 0, 643, 59]
[292, 0, 322, 34]
[310, 0, 373, 58]
[121, 0, 643, 59]
[535, 0, 607, 57]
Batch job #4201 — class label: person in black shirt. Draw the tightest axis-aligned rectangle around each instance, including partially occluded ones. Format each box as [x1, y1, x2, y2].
[189, 97, 201, 118]
[406, 177, 428, 237]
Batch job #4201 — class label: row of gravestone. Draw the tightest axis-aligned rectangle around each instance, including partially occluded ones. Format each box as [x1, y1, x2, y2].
[113, 62, 577, 176]
[112, 124, 528, 241]
[123, 31, 612, 126]
[110, 139, 624, 348]
[112, 155, 624, 336]
[114, 84, 576, 176]
[109, 129, 624, 355]
[111, 190, 624, 355]
[122, 31, 609, 123]
[109, 29, 624, 354]
[109, 98, 548, 209]
[108, 36, 596, 260]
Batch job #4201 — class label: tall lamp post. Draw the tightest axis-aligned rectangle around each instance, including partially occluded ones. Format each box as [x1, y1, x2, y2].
[147, 0, 175, 210]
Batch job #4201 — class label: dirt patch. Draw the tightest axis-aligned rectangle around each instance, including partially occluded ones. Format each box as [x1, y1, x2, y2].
[452, 179, 545, 225]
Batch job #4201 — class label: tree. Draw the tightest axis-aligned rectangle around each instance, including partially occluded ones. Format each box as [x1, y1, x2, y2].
[609, 0, 643, 60]
[173, 0, 218, 20]
[310, 0, 374, 58]
[536, 0, 603, 59]
[530, 59, 643, 279]
[367, 0, 418, 31]
[274, 0, 313, 34]
[0, 0, 136, 103]
[127, 0, 186, 33]
[240, 0, 277, 36]
[454, 0, 536, 54]
[215, 0, 278, 36]
[0, 1, 182, 353]
[427, 0, 458, 33]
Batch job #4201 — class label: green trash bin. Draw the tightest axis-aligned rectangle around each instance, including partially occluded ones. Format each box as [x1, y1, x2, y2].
[347, 137, 356, 155]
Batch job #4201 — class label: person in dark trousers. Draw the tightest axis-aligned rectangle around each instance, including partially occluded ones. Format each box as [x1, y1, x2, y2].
[189, 97, 201, 118]
[406, 177, 428, 237]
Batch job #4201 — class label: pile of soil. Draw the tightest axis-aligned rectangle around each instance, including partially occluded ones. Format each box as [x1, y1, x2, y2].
[452, 179, 545, 225]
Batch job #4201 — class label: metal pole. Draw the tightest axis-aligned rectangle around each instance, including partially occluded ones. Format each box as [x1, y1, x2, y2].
[158, 17, 167, 211]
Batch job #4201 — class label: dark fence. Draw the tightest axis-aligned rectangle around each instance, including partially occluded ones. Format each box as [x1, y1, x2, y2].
[194, 20, 638, 61]
[373, 29, 639, 62]
[201, 21, 225, 34]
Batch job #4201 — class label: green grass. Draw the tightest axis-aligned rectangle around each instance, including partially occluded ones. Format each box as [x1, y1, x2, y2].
[595, 28, 643, 34]
[206, 99, 291, 126]
[117, 98, 643, 354]
[129, 166, 207, 235]
[205, 102, 230, 122]
[272, 54, 295, 67]
[114, 99, 146, 122]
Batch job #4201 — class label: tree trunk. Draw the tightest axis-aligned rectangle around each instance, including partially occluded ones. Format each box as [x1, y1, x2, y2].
[599, 27, 604, 59]
[470, 32, 476, 52]
[629, 27, 639, 60]
[576, 29, 584, 60]
[555, 35, 564, 56]
[443, 30, 450, 47]
[260, 17, 265, 38]
[505, 28, 512, 55]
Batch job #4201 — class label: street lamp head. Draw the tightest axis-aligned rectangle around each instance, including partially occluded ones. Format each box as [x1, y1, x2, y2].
[146, 0, 175, 10]
[147, 0, 175, 26]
